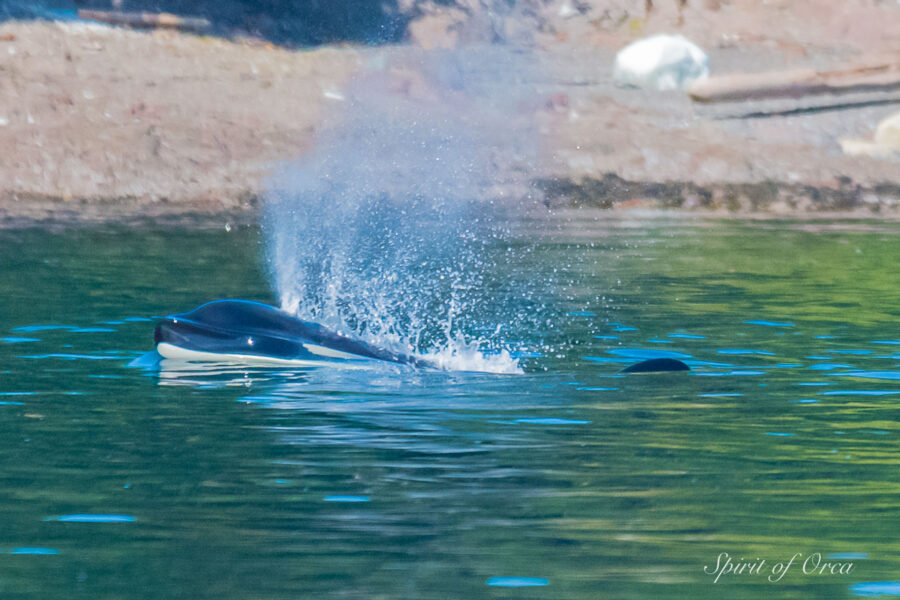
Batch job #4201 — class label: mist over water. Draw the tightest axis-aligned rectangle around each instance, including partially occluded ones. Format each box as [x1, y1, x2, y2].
[263, 48, 543, 373]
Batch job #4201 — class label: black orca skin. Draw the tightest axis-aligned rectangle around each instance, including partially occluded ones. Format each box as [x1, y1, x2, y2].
[154, 299, 435, 368]
[620, 357, 691, 373]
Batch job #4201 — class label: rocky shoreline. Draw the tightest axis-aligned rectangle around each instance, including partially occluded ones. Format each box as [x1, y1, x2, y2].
[538, 175, 900, 214]
[1, 3, 899, 226]
[9, 175, 900, 228]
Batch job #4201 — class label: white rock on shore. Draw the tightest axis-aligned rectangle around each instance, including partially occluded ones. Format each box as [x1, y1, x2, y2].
[841, 111, 900, 158]
[613, 34, 709, 91]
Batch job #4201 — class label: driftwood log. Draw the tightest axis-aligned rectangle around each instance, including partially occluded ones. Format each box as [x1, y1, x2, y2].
[77, 10, 211, 32]
[689, 58, 900, 103]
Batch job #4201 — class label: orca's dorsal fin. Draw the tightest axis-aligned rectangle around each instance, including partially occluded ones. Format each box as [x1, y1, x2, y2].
[620, 358, 690, 373]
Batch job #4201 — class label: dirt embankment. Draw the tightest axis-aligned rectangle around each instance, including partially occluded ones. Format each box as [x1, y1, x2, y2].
[1, 0, 899, 225]
[0, 21, 363, 223]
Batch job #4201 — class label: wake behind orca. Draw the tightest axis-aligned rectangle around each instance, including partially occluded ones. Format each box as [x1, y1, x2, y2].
[154, 300, 436, 369]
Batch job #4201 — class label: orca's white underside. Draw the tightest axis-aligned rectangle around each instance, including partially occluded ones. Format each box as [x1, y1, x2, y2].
[156, 342, 371, 367]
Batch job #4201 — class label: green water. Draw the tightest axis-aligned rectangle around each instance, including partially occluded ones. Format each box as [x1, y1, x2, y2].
[1, 215, 899, 599]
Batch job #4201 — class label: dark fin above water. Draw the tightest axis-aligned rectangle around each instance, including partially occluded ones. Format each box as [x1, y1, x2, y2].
[620, 358, 691, 373]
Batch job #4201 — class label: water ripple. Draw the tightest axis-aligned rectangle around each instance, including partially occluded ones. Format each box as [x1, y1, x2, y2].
[323, 495, 370, 503]
[9, 547, 59, 555]
[45, 514, 136, 523]
[744, 320, 794, 327]
[839, 371, 900, 380]
[607, 348, 692, 360]
[486, 577, 548, 588]
[513, 418, 591, 425]
[850, 582, 900, 597]
[1, 337, 40, 343]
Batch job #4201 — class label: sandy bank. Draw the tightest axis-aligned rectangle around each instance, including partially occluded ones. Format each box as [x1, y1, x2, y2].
[1, 18, 899, 225]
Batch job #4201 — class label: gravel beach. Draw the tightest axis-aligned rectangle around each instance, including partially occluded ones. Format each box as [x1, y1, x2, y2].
[1, 1, 899, 224]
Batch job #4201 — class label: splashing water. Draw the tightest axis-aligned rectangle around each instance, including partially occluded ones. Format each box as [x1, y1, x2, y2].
[263, 49, 541, 374]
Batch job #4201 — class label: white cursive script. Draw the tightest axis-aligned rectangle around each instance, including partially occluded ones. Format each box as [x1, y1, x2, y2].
[704, 552, 854, 583]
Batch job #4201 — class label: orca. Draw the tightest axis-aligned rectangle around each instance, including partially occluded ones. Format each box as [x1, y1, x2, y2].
[620, 357, 691, 373]
[154, 299, 435, 368]
[152, 300, 689, 375]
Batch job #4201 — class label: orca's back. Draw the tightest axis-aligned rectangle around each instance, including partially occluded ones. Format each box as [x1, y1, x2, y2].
[155, 300, 432, 368]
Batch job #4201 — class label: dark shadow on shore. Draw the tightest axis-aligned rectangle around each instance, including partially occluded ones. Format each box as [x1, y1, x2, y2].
[0, 0, 409, 46]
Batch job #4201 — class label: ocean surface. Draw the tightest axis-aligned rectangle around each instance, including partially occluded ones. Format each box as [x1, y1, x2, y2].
[1, 214, 898, 599]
